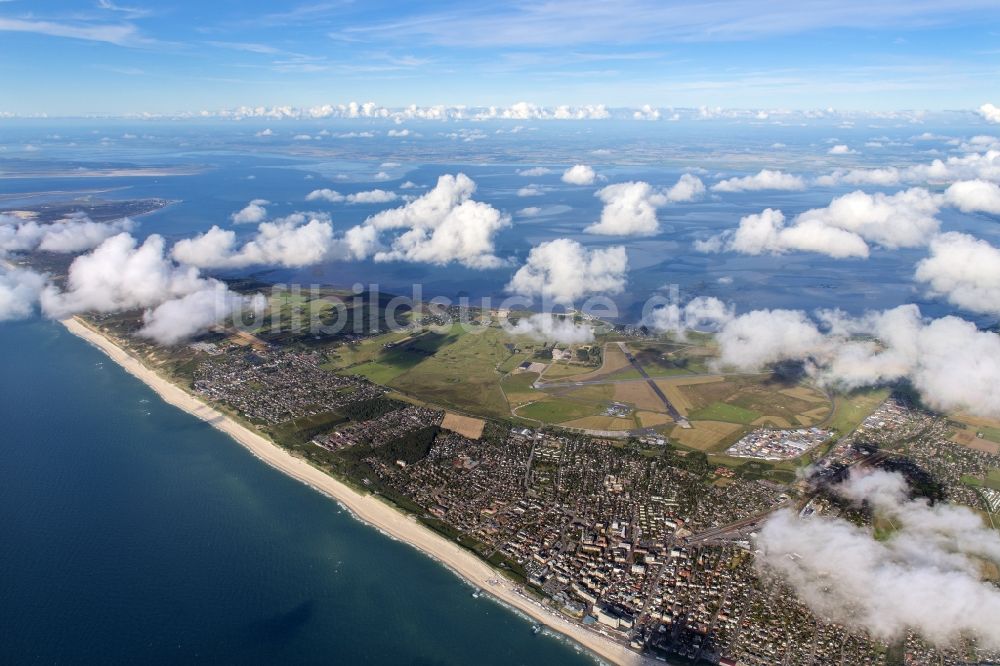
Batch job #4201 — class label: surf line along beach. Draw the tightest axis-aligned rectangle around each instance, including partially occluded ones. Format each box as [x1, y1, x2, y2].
[60, 316, 648, 666]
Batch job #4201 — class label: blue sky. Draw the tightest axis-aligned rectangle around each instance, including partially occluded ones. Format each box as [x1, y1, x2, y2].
[2, 0, 1000, 115]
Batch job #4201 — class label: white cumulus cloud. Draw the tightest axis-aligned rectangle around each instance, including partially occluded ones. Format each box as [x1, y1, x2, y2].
[38, 233, 260, 344]
[711, 169, 806, 193]
[171, 214, 346, 269]
[357, 173, 510, 269]
[507, 238, 627, 305]
[694, 208, 870, 258]
[306, 188, 345, 203]
[979, 103, 1000, 124]
[230, 199, 269, 224]
[915, 232, 1000, 316]
[346, 189, 398, 204]
[943, 179, 1000, 214]
[561, 164, 596, 185]
[586, 175, 705, 236]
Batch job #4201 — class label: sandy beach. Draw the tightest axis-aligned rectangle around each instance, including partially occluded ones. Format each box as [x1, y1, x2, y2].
[60, 316, 646, 666]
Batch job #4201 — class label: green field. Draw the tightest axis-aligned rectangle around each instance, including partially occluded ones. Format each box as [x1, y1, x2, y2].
[517, 398, 597, 423]
[688, 401, 762, 424]
[543, 362, 596, 378]
[677, 375, 830, 426]
[269, 410, 348, 446]
[383, 325, 518, 419]
[502, 371, 541, 393]
[978, 426, 1000, 444]
[828, 388, 891, 435]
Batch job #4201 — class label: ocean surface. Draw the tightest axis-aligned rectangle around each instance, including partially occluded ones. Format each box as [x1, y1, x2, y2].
[0, 318, 596, 665]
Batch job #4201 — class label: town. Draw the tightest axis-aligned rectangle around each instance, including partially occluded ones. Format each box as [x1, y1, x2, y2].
[166, 332, 1000, 666]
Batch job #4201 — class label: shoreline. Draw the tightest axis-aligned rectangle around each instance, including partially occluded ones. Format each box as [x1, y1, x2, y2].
[60, 316, 647, 666]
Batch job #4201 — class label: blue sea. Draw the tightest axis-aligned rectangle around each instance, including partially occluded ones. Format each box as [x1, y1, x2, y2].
[0, 318, 596, 665]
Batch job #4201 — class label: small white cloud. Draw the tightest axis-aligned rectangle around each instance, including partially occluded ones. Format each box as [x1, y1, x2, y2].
[664, 173, 706, 202]
[518, 166, 551, 177]
[561, 164, 596, 185]
[230, 199, 269, 224]
[306, 188, 344, 203]
[346, 189, 398, 204]
[711, 169, 806, 192]
[172, 214, 340, 269]
[978, 103, 1000, 124]
[828, 144, 857, 155]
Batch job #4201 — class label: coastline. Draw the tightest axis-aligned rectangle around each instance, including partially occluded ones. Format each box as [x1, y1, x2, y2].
[60, 316, 647, 666]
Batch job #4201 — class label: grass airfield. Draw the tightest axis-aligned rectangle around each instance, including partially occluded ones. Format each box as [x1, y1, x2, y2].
[320, 324, 888, 457]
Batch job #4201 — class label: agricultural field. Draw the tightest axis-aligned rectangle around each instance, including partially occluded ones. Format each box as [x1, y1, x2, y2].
[950, 413, 1000, 454]
[441, 412, 486, 439]
[951, 428, 1000, 455]
[670, 420, 745, 452]
[671, 375, 831, 427]
[612, 381, 668, 412]
[516, 398, 598, 424]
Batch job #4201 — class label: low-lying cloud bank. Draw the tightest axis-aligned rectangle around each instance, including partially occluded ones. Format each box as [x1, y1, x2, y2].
[915, 232, 1000, 316]
[10, 232, 265, 345]
[507, 313, 594, 344]
[817, 150, 1000, 187]
[710, 304, 1000, 418]
[756, 469, 1000, 650]
[1, 212, 135, 254]
[0, 267, 47, 321]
